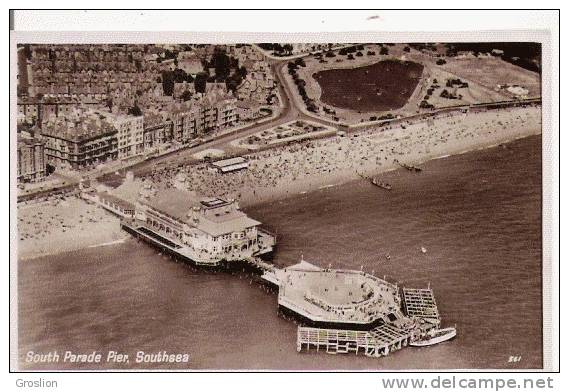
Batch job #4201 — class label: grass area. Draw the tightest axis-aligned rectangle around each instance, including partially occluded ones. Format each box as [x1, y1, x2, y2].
[313, 60, 424, 112]
[440, 56, 541, 98]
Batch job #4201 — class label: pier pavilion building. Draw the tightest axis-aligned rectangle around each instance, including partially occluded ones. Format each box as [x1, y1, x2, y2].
[124, 188, 275, 266]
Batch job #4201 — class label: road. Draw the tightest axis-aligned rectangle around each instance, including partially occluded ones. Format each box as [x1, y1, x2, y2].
[20, 55, 303, 198]
[107, 59, 313, 180]
[20, 49, 541, 199]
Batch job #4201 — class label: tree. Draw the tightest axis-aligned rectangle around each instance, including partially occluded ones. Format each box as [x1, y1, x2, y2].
[272, 43, 284, 54]
[380, 46, 389, 55]
[258, 43, 275, 51]
[294, 58, 306, 67]
[128, 105, 143, 116]
[164, 49, 176, 60]
[194, 72, 208, 93]
[161, 71, 175, 96]
[181, 90, 193, 101]
[225, 72, 244, 93]
[237, 66, 247, 78]
[173, 68, 188, 83]
[211, 48, 232, 81]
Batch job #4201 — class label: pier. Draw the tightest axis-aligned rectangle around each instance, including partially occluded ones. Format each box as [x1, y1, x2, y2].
[297, 323, 413, 357]
[120, 214, 451, 358]
[121, 219, 218, 266]
[289, 270, 452, 358]
[263, 260, 404, 327]
[114, 189, 450, 359]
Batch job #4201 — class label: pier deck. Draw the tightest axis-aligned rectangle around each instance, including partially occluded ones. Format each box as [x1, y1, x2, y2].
[402, 288, 440, 324]
[245, 256, 276, 273]
[297, 323, 412, 357]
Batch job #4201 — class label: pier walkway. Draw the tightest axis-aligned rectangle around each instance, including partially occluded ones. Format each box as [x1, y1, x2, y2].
[244, 256, 277, 273]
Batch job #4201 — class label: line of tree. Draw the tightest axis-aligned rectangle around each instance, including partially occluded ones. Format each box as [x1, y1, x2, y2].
[258, 43, 294, 56]
[288, 65, 318, 112]
[161, 68, 195, 96]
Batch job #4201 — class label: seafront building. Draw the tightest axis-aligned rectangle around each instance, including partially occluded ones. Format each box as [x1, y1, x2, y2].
[34, 91, 238, 169]
[114, 113, 144, 160]
[142, 112, 174, 151]
[210, 157, 249, 173]
[121, 188, 275, 266]
[169, 90, 238, 143]
[18, 44, 276, 173]
[17, 96, 101, 125]
[39, 109, 120, 169]
[17, 129, 47, 183]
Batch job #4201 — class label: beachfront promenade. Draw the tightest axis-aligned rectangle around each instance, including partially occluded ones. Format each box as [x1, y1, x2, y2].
[17, 41, 540, 204]
[17, 102, 542, 261]
[139, 103, 541, 208]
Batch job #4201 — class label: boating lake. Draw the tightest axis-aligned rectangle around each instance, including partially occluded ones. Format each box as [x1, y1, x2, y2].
[17, 135, 543, 370]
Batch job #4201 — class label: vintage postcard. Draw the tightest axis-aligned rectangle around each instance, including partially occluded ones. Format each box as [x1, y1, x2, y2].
[10, 25, 556, 372]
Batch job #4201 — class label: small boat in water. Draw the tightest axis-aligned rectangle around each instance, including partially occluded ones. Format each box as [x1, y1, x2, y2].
[370, 177, 392, 190]
[396, 160, 423, 172]
[357, 173, 392, 191]
[410, 327, 457, 347]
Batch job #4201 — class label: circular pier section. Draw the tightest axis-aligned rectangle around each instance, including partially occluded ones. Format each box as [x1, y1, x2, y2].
[275, 261, 401, 326]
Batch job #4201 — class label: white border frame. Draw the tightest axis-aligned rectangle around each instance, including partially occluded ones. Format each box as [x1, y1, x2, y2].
[7, 10, 559, 376]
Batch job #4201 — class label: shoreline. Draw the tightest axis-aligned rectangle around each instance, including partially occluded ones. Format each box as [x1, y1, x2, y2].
[17, 198, 127, 261]
[18, 132, 540, 262]
[18, 105, 542, 261]
[239, 131, 539, 209]
[228, 106, 542, 208]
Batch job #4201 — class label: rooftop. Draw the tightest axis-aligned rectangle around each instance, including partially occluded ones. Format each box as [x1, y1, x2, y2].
[143, 188, 261, 236]
[211, 156, 248, 168]
[144, 188, 202, 221]
[40, 109, 119, 142]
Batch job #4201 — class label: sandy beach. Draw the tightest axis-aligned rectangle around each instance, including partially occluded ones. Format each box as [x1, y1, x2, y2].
[17, 105, 541, 260]
[17, 196, 126, 260]
[142, 105, 541, 208]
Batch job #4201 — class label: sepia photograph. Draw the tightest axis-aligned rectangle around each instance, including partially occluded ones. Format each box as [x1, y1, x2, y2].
[9, 12, 557, 375]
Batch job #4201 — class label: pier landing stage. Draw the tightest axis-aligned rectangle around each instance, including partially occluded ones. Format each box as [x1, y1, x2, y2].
[266, 261, 404, 327]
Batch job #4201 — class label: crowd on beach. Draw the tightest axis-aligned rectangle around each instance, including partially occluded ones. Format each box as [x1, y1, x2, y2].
[139, 105, 541, 206]
[18, 105, 541, 259]
[18, 195, 123, 259]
